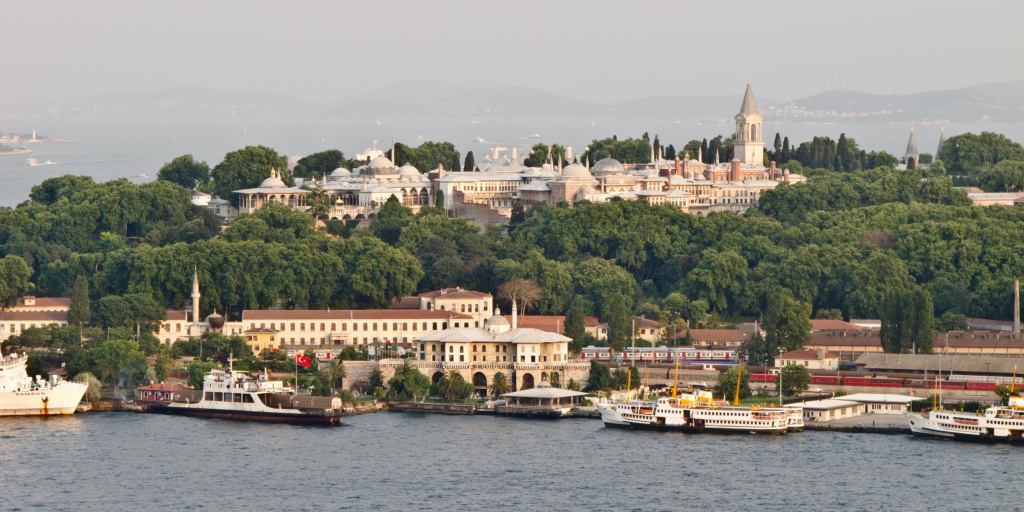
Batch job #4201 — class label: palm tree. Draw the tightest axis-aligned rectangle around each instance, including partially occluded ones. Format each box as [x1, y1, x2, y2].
[321, 358, 347, 397]
[337, 389, 356, 410]
[489, 372, 512, 397]
[438, 370, 465, 402]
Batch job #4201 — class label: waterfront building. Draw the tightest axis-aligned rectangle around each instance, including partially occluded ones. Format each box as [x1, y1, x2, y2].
[786, 399, 863, 422]
[836, 393, 917, 415]
[136, 382, 189, 403]
[775, 348, 839, 370]
[242, 328, 279, 355]
[394, 309, 591, 392]
[0, 310, 69, 342]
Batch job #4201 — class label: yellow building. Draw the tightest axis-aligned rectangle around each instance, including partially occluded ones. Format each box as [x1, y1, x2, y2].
[243, 328, 279, 355]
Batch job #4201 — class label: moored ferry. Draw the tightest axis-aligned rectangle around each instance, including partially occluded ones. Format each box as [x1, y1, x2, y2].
[905, 396, 1024, 443]
[0, 348, 88, 416]
[153, 367, 342, 425]
[597, 396, 792, 434]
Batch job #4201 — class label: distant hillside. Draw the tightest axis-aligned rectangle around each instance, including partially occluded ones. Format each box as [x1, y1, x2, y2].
[765, 82, 1024, 123]
[3, 80, 1023, 123]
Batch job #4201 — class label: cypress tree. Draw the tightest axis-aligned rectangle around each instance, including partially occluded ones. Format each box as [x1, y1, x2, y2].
[435, 190, 445, 208]
[564, 295, 586, 354]
[68, 276, 89, 327]
[463, 151, 475, 172]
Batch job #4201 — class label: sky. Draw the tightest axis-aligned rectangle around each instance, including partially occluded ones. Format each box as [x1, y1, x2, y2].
[3, 0, 1023, 106]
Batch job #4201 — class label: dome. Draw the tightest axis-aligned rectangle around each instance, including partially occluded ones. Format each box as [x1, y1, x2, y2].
[205, 312, 225, 330]
[259, 170, 287, 189]
[368, 156, 395, 170]
[398, 164, 420, 176]
[330, 167, 351, 177]
[484, 309, 511, 334]
[560, 163, 594, 181]
[591, 157, 624, 176]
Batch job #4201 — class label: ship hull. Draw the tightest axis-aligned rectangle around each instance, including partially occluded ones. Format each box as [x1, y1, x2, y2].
[0, 385, 88, 417]
[152, 404, 342, 425]
[602, 420, 787, 434]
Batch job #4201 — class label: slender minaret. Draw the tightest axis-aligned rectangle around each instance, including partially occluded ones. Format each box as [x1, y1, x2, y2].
[191, 266, 201, 327]
[511, 299, 518, 330]
[1015, 280, 1020, 334]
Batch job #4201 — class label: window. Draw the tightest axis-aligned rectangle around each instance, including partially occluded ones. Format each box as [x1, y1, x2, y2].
[382, 322, 388, 331]
[432, 322, 438, 330]
[300, 323, 305, 332]
[460, 355, 465, 362]
[321, 323, 326, 332]
[531, 356, 536, 362]
[372, 323, 377, 331]
[250, 323, 255, 329]
[176, 323, 181, 332]
[422, 322, 428, 331]
[449, 345, 454, 353]
[260, 323, 265, 329]
[481, 345, 486, 352]
[473, 345, 477, 352]
[342, 323, 347, 331]
[459, 346, 464, 353]
[482, 356, 487, 362]
[403, 322, 408, 331]
[291, 323, 296, 331]
[363, 323, 368, 331]
[310, 323, 316, 332]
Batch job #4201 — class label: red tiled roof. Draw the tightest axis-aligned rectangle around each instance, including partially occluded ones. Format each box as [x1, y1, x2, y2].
[779, 348, 837, 360]
[810, 319, 862, 331]
[243, 309, 473, 321]
[389, 296, 421, 309]
[418, 288, 491, 299]
[15, 297, 71, 308]
[166, 310, 188, 321]
[504, 315, 602, 333]
[137, 383, 189, 392]
[0, 311, 68, 322]
[672, 329, 751, 342]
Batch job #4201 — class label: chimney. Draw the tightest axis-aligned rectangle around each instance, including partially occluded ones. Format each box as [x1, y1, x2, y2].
[566, 146, 573, 162]
[731, 158, 741, 182]
[1015, 280, 1021, 334]
[511, 146, 518, 161]
[675, 157, 682, 176]
[511, 300, 518, 330]
[770, 160, 777, 177]
[492, 147, 499, 160]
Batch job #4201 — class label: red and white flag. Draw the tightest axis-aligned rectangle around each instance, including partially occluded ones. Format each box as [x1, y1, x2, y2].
[911, 389, 917, 394]
[296, 355, 311, 367]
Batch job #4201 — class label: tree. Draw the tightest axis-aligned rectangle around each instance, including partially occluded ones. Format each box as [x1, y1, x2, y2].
[370, 195, 414, 246]
[319, 358, 347, 397]
[157, 154, 210, 190]
[74, 372, 103, 404]
[305, 183, 330, 220]
[293, 150, 346, 180]
[489, 372, 512, 397]
[880, 287, 934, 353]
[437, 370, 468, 402]
[463, 151, 475, 172]
[612, 367, 640, 390]
[187, 361, 218, 389]
[154, 346, 172, 382]
[509, 201, 526, 227]
[779, 364, 811, 397]
[435, 189, 445, 208]
[713, 366, 751, 400]
[497, 279, 542, 315]
[564, 295, 587, 355]
[91, 338, 149, 391]
[211, 145, 290, 207]
[763, 289, 812, 353]
[0, 255, 31, 308]
[584, 360, 612, 391]
[368, 368, 385, 392]
[67, 276, 90, 327]
[995, 385, 1014, 406]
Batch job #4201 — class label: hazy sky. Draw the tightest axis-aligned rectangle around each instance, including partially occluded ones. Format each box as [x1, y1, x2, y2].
[4, 0, 1023, 106]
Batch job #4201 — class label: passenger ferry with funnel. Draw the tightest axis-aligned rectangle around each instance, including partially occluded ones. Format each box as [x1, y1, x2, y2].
[0, 348, 88, 416]
[155, 367, 343, 425]
[906, 396, 1024, 443]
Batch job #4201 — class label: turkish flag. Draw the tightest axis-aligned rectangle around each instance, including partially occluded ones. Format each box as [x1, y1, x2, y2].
[296, 355, 311, 367]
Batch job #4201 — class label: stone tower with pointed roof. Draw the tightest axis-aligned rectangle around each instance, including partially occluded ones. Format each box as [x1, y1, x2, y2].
[733, 82, 764, 166]
[936, 126, 946, 157]
[904, 127, 919, 168]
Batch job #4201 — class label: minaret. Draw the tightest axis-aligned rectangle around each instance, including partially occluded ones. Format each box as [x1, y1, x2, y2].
[733, 81, 764, 166]
[191, 266, 201, 327]
[904, 127, 919, 168]
[936, 126, 946, 157]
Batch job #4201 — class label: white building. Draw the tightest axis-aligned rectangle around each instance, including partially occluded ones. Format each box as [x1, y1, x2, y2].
[838, 393, 919, 415]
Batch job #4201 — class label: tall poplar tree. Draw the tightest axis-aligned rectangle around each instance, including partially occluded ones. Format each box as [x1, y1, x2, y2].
[68, 276, 90, 327]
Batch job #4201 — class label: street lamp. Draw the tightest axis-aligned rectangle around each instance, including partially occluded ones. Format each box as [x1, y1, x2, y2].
[778, 347, 785, 407]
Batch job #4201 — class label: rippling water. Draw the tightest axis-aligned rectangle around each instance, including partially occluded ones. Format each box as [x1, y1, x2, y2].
[0, 412, 1021, 511]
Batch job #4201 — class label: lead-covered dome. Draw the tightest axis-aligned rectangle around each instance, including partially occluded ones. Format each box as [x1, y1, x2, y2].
[259, 169, 287, 188]
[560, 162, 594, 181]
[592, 157, 624, 176]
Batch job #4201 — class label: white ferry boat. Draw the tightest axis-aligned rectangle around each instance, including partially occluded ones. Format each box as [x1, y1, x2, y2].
[155, 367, 343, 425]
[0, 349, 88, 416]
[905, 396, 1024, 443]
[597, 397, 791, 434]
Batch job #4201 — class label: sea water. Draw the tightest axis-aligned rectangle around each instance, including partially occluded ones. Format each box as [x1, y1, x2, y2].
[0, 412, 1020, 511]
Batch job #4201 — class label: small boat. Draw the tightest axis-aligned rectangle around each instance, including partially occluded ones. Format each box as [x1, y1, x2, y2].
[474, 137, 486, 143]
[26, 158, 38, 166]
[529, 133, 541, 138]
[152, 366, 342, 425]
[131, 173, 148, 178]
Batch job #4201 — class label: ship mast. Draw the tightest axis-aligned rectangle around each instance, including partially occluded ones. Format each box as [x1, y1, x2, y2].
[734, 361, 743, 406]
